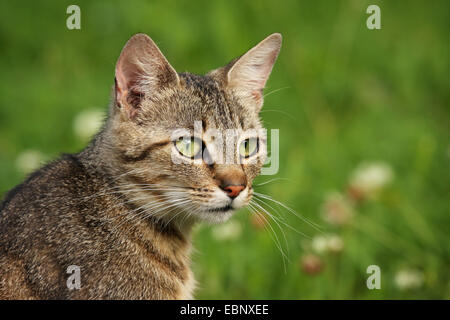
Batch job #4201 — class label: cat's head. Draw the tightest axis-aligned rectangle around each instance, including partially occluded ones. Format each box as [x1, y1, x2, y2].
[105, 33, 281, 225]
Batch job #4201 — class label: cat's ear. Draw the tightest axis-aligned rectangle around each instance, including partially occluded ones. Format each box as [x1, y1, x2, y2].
[213, 33, 282, 111]
[115, 33, 179, 118]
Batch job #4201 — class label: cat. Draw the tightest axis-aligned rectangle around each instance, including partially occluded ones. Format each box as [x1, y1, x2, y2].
[0, 32, 282, 299]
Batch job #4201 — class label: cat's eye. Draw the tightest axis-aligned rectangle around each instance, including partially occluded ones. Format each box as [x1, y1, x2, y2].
[239, 138, 259, 158]
[175, 137, 202, 159]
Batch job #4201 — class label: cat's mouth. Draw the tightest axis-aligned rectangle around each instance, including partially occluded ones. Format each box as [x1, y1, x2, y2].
[206, 204, 233, 213]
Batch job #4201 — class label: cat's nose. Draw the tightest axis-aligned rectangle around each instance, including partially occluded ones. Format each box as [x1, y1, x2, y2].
[215, 165, 247, 199]
[222, 185, 245, 199]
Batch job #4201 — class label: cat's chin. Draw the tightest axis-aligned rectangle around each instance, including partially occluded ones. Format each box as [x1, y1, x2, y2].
[192, 207, 236, 224]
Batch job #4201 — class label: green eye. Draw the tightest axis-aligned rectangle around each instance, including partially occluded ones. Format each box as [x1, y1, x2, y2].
[175, 137, 202, 158]
[239, 138, 259, 158]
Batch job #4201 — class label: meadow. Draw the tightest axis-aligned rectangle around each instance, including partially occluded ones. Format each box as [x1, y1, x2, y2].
[0, 0, 448, 299]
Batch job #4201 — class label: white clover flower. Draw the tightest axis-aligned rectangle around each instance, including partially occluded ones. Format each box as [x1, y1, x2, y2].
[394, 268, 424, 290]
[211, 220, 242, 241]
[311, 235, 329, 254]
[311, 234, 344, 254]
[73, 108, 105, 141]
[349, 161, 393, 199]
[327, 234, 344, 253]
[320, 192, 355, 226]
[15, 149, 46, 175]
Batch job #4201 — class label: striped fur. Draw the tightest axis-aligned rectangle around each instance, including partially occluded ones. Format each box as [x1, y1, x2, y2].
[0, 33, 281, 299]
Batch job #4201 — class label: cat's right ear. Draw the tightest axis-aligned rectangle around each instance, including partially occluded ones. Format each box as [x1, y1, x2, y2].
[115, 34, 179, 119]
[209, 33, 282, 112]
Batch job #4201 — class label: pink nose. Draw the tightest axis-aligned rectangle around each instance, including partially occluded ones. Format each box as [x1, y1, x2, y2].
[223, 185, 245, 198]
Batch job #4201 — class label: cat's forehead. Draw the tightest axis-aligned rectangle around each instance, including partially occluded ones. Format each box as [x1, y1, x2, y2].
[143, 73, 260, 131]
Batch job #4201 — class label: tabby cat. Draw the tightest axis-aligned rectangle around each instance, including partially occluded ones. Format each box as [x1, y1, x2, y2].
[0, 33, 282, 299]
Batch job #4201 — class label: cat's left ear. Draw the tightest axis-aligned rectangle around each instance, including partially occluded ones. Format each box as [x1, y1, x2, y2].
[115, 33, 179, 119]
[211, 33, 282, 111]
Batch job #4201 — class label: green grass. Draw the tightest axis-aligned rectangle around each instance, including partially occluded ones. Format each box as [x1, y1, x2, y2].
[0, 0, 449, 299]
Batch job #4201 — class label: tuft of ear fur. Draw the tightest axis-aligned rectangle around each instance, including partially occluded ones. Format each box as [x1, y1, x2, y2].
[115, 33, 179, 119]
[217, 33, 282, 111]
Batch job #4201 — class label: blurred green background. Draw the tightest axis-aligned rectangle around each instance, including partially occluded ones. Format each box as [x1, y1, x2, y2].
[0, 0, 449, 299]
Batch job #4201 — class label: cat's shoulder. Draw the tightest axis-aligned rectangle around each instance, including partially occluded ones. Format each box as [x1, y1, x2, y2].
[0, 153, 96, 213]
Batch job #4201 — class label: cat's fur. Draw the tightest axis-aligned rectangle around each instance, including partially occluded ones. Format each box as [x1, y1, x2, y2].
[0, 33, 281, 299]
